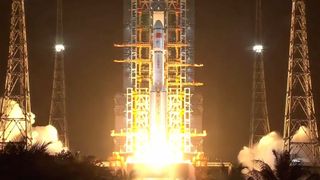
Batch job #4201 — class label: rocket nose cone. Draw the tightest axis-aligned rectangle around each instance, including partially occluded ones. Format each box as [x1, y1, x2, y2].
[154, 20, 164, 29]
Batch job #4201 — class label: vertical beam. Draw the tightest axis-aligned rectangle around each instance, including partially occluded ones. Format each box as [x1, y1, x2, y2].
[184, 88, 191, 152]
[126, 88, 133, 153]
[130, 0, 138, 87]
[180, 0, 192, 154]
[180, 0, 187, 85]
[125, 0, 152, 154]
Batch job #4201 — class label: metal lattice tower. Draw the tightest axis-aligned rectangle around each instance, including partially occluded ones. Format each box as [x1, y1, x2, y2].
[283, 0, 319, 165]
[249, 0, 270, 147]
[0, 0, 32, 148]
[49, 0, 69, 148]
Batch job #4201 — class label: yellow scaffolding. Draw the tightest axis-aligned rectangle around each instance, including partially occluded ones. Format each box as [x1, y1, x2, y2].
[112, 0, 206, 163]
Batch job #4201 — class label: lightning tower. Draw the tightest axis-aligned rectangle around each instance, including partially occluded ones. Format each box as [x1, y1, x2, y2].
[112, 0, 206, 166]
[249, 0, 270, 147]
[283, 0, 319, 165]
[0, 0, 32, 148]
[49, 0, 69, 148]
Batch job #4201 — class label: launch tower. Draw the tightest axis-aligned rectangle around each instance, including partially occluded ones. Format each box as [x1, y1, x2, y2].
[0, 0, 32, 149]
[249, 0, 270, 147]
[283, 0, 320, 165]
[112, 0, 206, 166]
[49, 0, 69, 148]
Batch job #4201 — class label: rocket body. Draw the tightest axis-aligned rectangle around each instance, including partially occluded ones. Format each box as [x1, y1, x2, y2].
[152, 20, 165, 92]
[150, 17, 167, 144]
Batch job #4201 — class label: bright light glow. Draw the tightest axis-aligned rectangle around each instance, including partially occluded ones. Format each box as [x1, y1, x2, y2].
[292, 126, 311, 143]
[55, 44, 65, 52]
[253, 45, 263, 53]
[127, 133, 187, 171]
[127, 96, 187, 168]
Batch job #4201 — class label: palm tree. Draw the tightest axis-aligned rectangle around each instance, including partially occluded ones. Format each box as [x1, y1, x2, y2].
[0, 142, 116, 179]
[0, 142, 54, 179]
[243, 150, 315, 180]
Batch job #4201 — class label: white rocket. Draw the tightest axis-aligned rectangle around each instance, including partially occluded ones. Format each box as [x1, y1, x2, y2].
[152, 20, 165, 91]
[150, 17, 167, 144]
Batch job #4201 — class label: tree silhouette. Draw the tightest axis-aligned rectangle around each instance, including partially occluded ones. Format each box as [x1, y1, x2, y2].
[243, 150, 317, 180]
[0, 142, 116, 180]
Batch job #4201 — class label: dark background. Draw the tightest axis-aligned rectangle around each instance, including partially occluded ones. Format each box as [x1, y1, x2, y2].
[0, 0, 320, 163]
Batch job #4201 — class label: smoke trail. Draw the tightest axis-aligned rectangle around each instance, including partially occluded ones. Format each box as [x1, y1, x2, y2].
[0, 98, 66, 154]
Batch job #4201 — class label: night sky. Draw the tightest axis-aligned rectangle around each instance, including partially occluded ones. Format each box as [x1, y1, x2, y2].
[0, 0, 320, 163]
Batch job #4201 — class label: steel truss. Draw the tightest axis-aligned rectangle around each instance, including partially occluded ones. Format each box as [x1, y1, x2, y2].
[284, 0, 320, 165]
[0, 0, 32, 149]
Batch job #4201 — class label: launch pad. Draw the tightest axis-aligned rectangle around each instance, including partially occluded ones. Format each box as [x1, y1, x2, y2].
[127, 162, 193, 179]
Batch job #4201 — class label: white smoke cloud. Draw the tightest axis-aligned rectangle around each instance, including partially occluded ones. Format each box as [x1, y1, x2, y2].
[0, 98, 36, 141]
[291, 126, 312, 163]
[32, 125, 66, 154]
[238, 126, 313, 172]
[238, 132, 283, 170]
[0, 98, 66, 154]
[292, 126, 311, 143]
